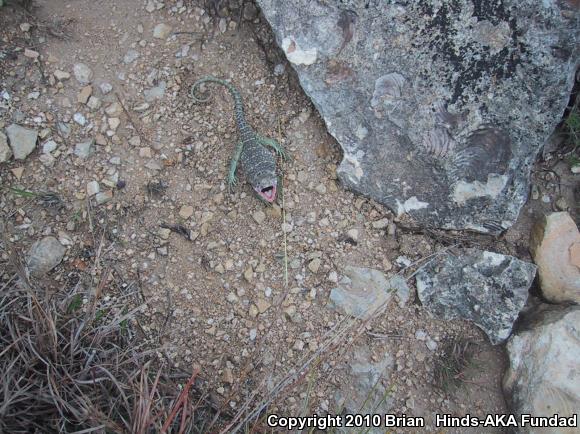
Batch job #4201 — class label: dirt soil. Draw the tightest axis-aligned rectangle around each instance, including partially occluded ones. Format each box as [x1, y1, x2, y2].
[1, 0, 577, 432]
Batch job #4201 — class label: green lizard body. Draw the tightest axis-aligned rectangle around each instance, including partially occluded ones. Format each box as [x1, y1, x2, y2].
[190, 76, 286, 203]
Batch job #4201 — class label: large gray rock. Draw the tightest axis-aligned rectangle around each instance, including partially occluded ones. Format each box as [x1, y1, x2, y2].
[503, 306, 580, 434]
[258, 0, 579, 234]
[416, 248, 536, 345]
[5, 124, 38, 160]
[328, 266, 409, 320]
[27, 236, 66, 277]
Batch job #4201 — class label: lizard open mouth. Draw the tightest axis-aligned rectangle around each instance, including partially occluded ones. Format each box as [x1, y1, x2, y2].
[256, 185, 277, 202]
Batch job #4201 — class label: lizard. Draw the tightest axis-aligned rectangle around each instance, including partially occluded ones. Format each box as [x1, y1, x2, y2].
[190, 76, 286, 203]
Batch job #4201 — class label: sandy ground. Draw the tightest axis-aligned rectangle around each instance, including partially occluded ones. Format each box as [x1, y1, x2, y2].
[1, 0, 577, 432]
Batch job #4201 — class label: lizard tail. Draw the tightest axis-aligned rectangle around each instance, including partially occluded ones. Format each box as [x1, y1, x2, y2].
[190, 76, 243, 106]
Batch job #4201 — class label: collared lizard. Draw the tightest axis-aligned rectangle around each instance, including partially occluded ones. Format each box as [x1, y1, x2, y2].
[190, 76, 286, 202]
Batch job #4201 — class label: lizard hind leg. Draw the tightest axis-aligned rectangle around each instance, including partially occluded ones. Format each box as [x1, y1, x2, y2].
[227, 142, 244, 193]
[257, 135, 287, 160]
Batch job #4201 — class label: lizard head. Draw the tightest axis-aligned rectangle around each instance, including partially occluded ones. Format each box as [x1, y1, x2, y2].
[253, 175, 277, 203]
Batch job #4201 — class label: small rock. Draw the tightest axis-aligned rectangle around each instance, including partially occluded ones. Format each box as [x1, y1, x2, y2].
[24, 48, 39, 59]
[123, 49, 140, 64]
[274, 64, 285, 76]
[415, 330, 427, 341]
[77, 85, 92, 104]
[73, 63, 93, 84]
[105, 102, 122, 116]
[86, 180, 100, 196]
[20, 23, 31, 32]
[11, 167, 23, 180]
[108, 117, 121, 131]
[530, 212, 580, 303]
[159, 228, 171, 240]
[144, 82, 166, 102]
[95, 191, 113, 205]
[179, 205, 194, 219]
[426, 339, 438, 352]
[139, 147, 152, 158]
[244, 267, 253, 282]
[328, 270, 338, 283]
[308, 258, 321, 273]
[153, 23, 172, 39]
[6, 124, 38, 160]
[218, 18, 227, 33]
[315, 183, 327, 194]
[346, 228, 359, 242]
[256, 299, 271, 314]
[252, 210, 266, 224]
[74, 140, 94, 158]
[99, 82, 113, 95]
[54, 70, 70, 81]
[27, 236, 66, 277]
[39, 154, 55, 167]
[329, 267, 398, 320]
[372, 218, 390, 229]
[0, 131, 12, 162]
[42, 140, 58, 154]
[73, 113, 86, 126]
[555, 196, 568, 211]
[87, 96, 101, 110]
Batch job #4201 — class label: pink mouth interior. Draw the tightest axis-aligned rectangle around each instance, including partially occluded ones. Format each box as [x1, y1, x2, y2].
[256, 185, 277, 202]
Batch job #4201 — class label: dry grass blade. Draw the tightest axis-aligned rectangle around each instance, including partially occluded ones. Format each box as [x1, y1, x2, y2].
[0, 245, 220, 433]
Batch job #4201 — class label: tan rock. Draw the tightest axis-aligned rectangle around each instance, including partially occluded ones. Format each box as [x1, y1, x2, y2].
[530, 212, 580, 303]
[179, 205, 194, 219]
[77, 85, 92, 104]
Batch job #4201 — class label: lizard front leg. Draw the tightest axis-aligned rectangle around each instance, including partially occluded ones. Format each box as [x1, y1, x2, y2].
[256, 135, 287, 160]
[227, 142, 244, 192]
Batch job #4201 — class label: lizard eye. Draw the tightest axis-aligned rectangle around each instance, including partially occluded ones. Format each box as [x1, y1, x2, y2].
[261, 186, 274, 194]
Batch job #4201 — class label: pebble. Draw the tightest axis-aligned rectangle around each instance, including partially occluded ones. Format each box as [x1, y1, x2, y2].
[308, 258, 321, 273]
[315, 183, 327, 194]
[159, 228, 171, 240]
[73, 113, 86, 126]
[74, 140, 95, 158]
[87, 96, 101, 110]
[108, 117, 121, 131]
[24, 48, 39, 59]
[415, 330, 427, 341]
[133, 102, 150, 112]
[105, 102, 122, 116]
[328, 270, 338, 283]
[27, 236, 66, 277]
[153, 23, 172, 39]
[54, 70, 71, 81]
[20, 22, 31, 32]
[0, 131, 13, 162]
[426, 339, 438, 352]
[73, 63, 93, 84]
[6, 124, 38, 160]
[99, 82, 113, 95]
[372, 218, 390, 229]
[346, 228, 359, 242]
[249, 329, 257, 341]
[274, 64, 285, 76]
[139, 147, 152, 158]
[226, 293, 238, 303]
[86, 180, 100, 196]
[256, 299, 271, 314]
[252, 210, 266, 224]
[144, 82, 166, 102]
[123, 49, 140, 64]
[179, 205, 194, 219]
[77, 86, 92, 104]
[95, 191, 113, 205]
[244, 267, 253, 282]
